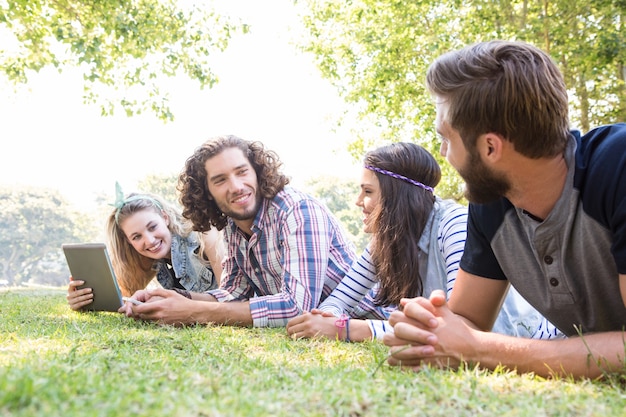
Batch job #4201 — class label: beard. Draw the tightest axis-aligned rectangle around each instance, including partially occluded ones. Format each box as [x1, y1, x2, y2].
[216, 189, 263, 222]
[458, 149, 511, 204]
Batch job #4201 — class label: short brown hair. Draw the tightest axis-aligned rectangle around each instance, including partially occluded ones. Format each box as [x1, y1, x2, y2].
[178, 135, 290, 231]
[426, 40, 570, 158]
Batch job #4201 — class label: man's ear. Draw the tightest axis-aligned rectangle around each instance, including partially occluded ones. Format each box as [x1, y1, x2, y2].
[478, 132, 505, 163]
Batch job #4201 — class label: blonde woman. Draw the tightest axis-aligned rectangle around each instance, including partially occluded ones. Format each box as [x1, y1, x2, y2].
[67, 187, 223, 310]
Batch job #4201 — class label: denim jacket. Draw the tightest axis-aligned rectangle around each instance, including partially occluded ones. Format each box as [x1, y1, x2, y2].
[418, 197, 456, 297]
[153, 233, 218, 292]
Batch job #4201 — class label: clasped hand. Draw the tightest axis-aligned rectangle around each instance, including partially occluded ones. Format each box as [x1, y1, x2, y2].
[383, 289, 472, 370]
[286, 309, 339, 340]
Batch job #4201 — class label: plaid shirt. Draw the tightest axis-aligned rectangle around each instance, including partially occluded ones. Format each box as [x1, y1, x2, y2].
[207, 187, 356, 327]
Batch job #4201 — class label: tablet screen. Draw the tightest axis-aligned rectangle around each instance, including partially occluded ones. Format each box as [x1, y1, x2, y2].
[62, 243, 124, 312]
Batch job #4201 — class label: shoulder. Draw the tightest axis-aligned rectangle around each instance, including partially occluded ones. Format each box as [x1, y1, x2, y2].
[466, 198, 514, 241]
[437, 200, 468, 222]
[271, 186, 312, 203]
[436, 200, 468, 236]
[575, 124, 626, 182]
[170, 233, 188, 250]
[270, 187, 328, 213]
[574, 123, 626, 226]
[176, 232, 207, 254]
[575, 123, 626, 159]
[178, 232, 198, 245]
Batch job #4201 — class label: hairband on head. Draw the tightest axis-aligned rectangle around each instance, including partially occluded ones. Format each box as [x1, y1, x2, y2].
[110, 181, 163, 223]
[365, 165, 434, 193]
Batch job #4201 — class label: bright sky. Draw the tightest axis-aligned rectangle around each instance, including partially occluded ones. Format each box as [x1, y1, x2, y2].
[0, 0, 360, 209]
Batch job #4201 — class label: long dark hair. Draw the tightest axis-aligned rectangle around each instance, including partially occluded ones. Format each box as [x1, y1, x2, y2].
[366, 142, 441, 306]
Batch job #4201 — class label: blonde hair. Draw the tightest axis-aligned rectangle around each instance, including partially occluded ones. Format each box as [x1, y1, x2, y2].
[106, 193, 206, 295]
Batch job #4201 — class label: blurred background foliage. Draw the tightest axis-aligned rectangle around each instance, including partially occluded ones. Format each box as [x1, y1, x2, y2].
[0, 0, 248, 121]
[0, 173, 366, 286]
[2, 0, 625, 285]
[297, 0, 626, 200]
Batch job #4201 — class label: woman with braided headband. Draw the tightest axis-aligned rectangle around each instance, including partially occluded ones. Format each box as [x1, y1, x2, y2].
[287, 142, 562, 342]
[67, 183, 224, 311]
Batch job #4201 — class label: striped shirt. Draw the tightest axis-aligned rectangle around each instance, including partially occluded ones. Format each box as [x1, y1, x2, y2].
[207, 187, 356, 327]
[318, 201, 467, 339]
[319, 202, 564, 340]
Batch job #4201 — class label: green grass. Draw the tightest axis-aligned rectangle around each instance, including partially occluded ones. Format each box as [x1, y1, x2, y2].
[1, 288, 625, 417]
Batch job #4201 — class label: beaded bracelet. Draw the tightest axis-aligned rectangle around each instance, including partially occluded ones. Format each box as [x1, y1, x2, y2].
[345, 317, 351, 343]
[173, 288, 192, 299]
[335, 313, 348, 341]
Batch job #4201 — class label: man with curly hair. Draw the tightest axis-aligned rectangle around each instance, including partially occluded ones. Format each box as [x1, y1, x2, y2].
[121, 135, 360, 328]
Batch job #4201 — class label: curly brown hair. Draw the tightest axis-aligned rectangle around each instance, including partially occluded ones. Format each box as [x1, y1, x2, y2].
[178, 135, 290, 231]
[366, 142, 440, 307]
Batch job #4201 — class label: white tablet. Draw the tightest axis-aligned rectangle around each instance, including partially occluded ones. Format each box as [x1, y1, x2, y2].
[62, 243, 124, 312]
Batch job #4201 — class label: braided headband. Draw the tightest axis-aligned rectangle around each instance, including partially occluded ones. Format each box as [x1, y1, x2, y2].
[110, 181, 163, 223]
[365, 165, 434, 193]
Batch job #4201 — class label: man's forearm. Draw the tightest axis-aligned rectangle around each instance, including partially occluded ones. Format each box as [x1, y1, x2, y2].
[187, 299, 253, 327]
[471, 330, 625, 379]
[190, 292, 218, 302]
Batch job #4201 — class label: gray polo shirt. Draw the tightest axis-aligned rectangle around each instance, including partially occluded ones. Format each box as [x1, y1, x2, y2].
[460, 124, 626, 336]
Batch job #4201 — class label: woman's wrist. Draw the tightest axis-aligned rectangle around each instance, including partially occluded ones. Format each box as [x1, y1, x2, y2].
[335, 314, 349, 341]
[173, 288, 192, 299]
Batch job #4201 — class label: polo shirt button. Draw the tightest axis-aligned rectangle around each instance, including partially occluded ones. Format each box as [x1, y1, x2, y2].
[549, 277, 559, 286]
[544, 255, 553, 265]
